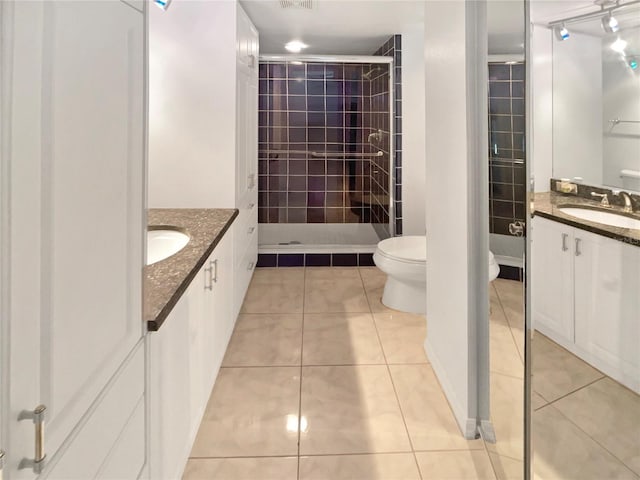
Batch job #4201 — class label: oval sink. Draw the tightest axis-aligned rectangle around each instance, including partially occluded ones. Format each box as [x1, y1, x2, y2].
[147, 229, 190, 265]
[559, 207, 640, 230]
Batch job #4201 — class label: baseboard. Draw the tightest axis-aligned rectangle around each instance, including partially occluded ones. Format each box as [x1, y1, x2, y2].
[424, 338, 478, 440]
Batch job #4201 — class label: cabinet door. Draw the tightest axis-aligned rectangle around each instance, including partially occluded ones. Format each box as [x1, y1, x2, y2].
[203, 232, 235, 387]
[4, 2, 144, 476]
[531, 217, 575, 343]
[574, 230, 640, 392]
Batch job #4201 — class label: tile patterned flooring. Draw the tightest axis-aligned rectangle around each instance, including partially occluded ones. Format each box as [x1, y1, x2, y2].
[183, 267, 639, 479]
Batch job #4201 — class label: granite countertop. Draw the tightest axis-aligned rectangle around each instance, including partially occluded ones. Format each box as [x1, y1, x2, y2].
[145, 208, 238, 331]
[533, 192, 640, 247]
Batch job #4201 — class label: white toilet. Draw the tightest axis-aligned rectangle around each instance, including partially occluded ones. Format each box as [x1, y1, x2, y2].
[373, 235, 500, 314]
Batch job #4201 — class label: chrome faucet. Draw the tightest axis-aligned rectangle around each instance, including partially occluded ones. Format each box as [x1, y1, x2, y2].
[590, 191, 610, 207]
[613, 190, 634, 213]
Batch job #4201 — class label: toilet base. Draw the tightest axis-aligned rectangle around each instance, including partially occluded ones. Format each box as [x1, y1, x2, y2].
[381, 276, 426, 314]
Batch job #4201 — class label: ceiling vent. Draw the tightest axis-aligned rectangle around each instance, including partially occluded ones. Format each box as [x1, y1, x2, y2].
[280, 0, 313, 9]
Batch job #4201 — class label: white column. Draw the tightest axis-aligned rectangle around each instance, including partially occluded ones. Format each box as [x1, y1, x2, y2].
[423, 0, 491, 439]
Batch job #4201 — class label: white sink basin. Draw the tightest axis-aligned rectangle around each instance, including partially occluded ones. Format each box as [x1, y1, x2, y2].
[147, 229, 190, 265]
[559, 207, 640, 230]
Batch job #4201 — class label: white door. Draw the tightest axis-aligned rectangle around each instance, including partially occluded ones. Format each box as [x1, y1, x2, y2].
[531, 217, 575, 343]
[2, 2, 144, 477]
[574, 230, 640, 391]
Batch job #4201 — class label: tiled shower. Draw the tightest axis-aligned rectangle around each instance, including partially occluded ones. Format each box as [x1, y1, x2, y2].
[257, 37, 402, 265]
[488, 61, 527, 280]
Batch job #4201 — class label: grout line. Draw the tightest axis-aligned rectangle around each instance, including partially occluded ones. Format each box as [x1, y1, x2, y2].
[297, 267, 306, 480]
[367, 286, 423, 479]
[537, 395, 640, 477]
[539, 375, 605, 408]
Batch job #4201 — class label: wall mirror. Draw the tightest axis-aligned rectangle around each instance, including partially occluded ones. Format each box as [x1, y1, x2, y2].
[551, 1, 640, 191]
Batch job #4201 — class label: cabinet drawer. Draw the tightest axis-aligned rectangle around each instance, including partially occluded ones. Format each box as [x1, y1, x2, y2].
[45, 342, 145, 479]
[96, 397, 145, 480]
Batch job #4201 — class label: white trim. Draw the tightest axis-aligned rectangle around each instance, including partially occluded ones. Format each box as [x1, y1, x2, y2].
[259, 54, 393, 63]
[0, 0, 13, 457]
[259, 245, 376, 255]
[425, 339, 477, 439]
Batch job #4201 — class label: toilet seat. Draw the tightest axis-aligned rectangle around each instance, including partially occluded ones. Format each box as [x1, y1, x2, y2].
[376, 236, 426, 263]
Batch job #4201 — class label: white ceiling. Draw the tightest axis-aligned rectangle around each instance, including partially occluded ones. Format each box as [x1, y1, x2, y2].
[240, 0, 527, 55]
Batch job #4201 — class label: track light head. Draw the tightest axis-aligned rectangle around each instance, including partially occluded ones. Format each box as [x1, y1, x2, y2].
[554, 24, 570, 41]
[601, 13, 620, 33]
[154, 0, 172, 10]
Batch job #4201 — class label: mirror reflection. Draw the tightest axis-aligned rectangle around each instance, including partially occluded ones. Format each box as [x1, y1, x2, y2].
[551, 1, 640, 191]
[530, 1, 640, 479]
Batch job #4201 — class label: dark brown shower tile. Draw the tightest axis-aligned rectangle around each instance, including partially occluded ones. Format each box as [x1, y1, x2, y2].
[288, 176, 307, 191]
[288, 192, 307, 207]
[287, 208, 307, 223]
[307, 191, 325, 207]
[307, 208, 325, 223]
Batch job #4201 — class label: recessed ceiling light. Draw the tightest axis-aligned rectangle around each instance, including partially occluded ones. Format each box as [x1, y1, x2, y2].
[285, 40, 308, 53]
[610, 38, 627, 53]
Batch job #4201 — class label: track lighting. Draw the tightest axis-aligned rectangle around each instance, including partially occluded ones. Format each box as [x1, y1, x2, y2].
[554, 24, 570, 41]
[601, 13, 619, 33]
[154, 0, 172, 10]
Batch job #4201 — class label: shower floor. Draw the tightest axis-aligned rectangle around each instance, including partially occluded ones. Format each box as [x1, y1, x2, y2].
[259, 223, 381, 254]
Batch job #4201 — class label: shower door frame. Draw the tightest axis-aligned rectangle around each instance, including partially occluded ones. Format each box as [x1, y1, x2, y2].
[259, 54, 396, 238]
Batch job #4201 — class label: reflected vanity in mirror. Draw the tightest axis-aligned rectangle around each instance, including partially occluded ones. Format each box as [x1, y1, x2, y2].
[529, 1, 640, 479]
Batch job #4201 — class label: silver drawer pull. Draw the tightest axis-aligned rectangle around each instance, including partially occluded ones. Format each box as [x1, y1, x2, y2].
[561, 233, 569, 252]
[204, 263, 213, 290]
[211, 259, 218, 283]
[575, 238, 582, 256]
[248, 202, 256, 210]
[247, 226, 255, 235]
[247, 261, 255, 271]
[18, 405, 47, 474]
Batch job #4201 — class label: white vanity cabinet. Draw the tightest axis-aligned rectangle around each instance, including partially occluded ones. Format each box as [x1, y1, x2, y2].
[1, 1, 146, 478]
[148, 1, 258, 320]
[149, 232, 234, 480]
[532, 216, 640, 392]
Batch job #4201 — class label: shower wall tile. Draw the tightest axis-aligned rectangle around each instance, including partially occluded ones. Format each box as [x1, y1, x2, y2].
[258, 59, 397, 231]
[488, 62, 526, 236]
[373, 34, 402, 237]
[256, 252, 376, 268]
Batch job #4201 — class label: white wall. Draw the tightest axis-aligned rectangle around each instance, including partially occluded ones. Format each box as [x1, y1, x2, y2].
[148, 0, 237, 208]
[401, 23, 426, 235]
[552, 31, 603, 184]
[602, 27, 640, 191]
[530, 24, 553, 192]
[424, 0, 489, 438]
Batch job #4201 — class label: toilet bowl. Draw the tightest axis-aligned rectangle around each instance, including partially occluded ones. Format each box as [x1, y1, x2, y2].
[373, 235, 500, 314]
